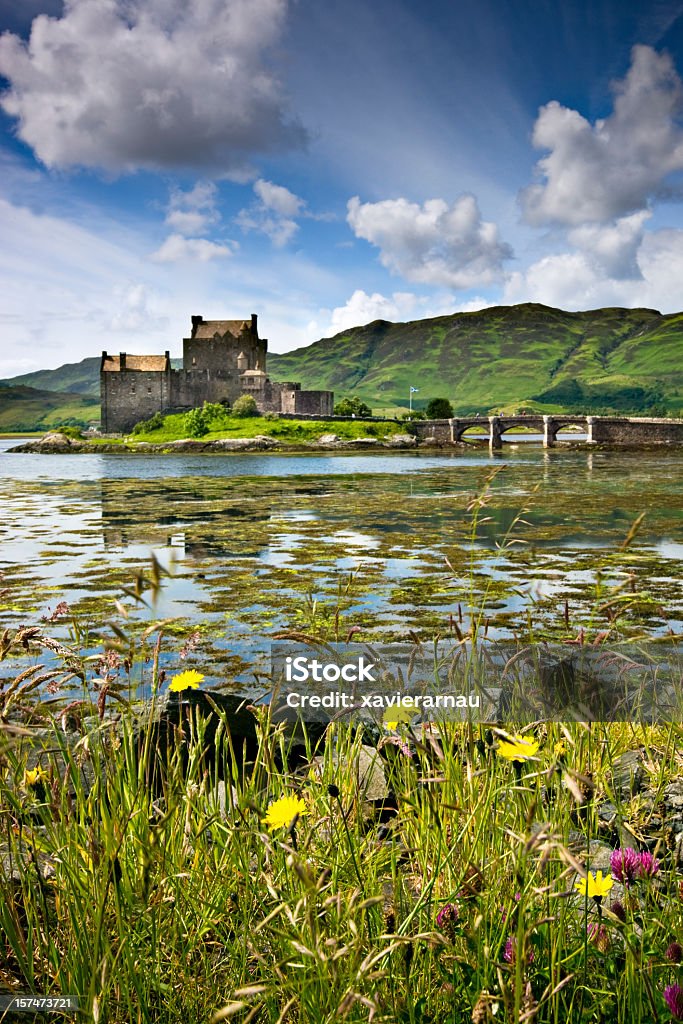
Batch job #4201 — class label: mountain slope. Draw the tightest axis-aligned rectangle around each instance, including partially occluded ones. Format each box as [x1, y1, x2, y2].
[268, 303, 682, 413]
[0, 357, 103, 397]
[0, 385, 100, 432]
[1, 303, 681, 423]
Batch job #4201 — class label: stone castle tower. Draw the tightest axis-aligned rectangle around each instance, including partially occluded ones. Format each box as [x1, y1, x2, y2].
[100, 314, 333, 432]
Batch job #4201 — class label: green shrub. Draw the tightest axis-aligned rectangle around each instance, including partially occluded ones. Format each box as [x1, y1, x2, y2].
[131, 411, 165, 435]
[201, 401, 231, 425]
[334, 397, 372, 417]
[425, 397, 454, 418]
[54, 425, 84, 439]
[232, 394, 259, 418]
[183, 408, 209, 437]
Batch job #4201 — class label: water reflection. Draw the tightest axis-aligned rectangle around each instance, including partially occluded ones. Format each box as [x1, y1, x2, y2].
[0, 445, 681, 661]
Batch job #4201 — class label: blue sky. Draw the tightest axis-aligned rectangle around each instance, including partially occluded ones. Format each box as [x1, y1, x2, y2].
[1, 0, 683, 375]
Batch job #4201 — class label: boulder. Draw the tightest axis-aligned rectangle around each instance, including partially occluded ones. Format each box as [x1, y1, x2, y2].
[384, 433, 417, 448]
[38, 432, 73, 447]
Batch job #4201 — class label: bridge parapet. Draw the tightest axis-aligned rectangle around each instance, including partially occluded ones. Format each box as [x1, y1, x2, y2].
[411, 415, 683, 447]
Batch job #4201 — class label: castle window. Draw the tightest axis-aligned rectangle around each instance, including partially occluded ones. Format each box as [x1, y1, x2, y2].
[192, 357, 196, 366]
[131, 385, 136, 394]
[147, 387, 152, 394]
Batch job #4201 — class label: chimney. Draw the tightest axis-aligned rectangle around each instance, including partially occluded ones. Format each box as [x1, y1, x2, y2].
[251, 314, 258, 332]
[191, 315, 203, 336]
[119, 352, 126, 370]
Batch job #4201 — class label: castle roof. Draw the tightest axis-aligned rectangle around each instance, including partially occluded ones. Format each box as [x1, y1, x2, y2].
[193, 319, 252, 339]
[102, 354, 168, 372]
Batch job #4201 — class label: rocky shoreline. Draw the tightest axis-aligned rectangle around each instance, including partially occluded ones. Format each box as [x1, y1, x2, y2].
[7, 430, 427, 454]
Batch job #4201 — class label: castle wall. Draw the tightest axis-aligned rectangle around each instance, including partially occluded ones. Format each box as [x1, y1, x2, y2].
[292, 390, 334, 416]
[171, 368, 240, 408]
[101, 367, 172, 433]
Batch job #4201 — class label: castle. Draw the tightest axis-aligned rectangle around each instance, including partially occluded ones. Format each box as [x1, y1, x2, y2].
[100, 314, 333, 432]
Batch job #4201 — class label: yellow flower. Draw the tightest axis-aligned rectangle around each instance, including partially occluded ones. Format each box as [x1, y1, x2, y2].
[168, 669, 205, 692]
[264, 794, 308, 831]
[382, 706, 414, 731]
[497, 735, 540, 762]
[575, 870, 613, 902]
[23, 766, 48, 788]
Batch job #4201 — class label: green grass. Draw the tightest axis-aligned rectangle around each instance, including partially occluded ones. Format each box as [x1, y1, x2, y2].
[122, 411, 403, 444]
[2, 639, 682, 1022]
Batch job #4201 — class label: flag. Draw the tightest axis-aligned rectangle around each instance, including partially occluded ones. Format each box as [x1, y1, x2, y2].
[410, 386, 419, 393]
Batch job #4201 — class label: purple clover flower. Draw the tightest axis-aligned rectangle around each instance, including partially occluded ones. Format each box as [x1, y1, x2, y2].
[503, 935, 534, 965]
[587, 922, 610, 952]
[610, 847, 641, 887]
[638, 850, 660, 877]
[664, 984, 683, 1020]
[436, 903, 459, 941]
[666, 942, 683, 964]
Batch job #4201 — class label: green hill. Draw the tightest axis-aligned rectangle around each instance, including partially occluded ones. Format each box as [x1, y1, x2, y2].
[1, 304, 681, 427]
[0, 355, 182, 398]
[268, 303, 683, 415]
[0, 384, 100, 433]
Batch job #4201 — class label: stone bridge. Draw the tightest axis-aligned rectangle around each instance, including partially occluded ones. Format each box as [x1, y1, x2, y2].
[412, 415, 683, 449]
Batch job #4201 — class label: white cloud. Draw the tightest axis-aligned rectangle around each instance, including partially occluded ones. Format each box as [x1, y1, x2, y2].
[109, 283, 167, 332]
[521, 46, 683, 226]
[504, 226, 683, 312]
[237, 177, 305, 246]
[346, 193, 512, 288]
[253, 178, 304, 218]
[568, 211, 651, 279]
[0, 0, 306, 176]
[150, 233, 236, 262]
[165, 181, 219, 235]
[0, 195, 175, 373]
[328, 290, 419, 333]
[306, 288, 467, 340]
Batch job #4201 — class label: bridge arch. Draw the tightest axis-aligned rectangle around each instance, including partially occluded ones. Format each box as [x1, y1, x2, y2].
[544, 416, 589, 446]
[454, 419, 489, 442]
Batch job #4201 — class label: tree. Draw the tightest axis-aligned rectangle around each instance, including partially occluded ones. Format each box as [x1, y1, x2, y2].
[232, 394, 259, 418]
[425, 397, 454, 419]
[334, 396, 372, 417]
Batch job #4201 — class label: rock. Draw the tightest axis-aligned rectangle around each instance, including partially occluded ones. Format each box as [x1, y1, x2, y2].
[318, 433, 340, 444]
[162, 439, 208, 450]
[611, 749, 646, 799]
[344, 437, 381, 447]
[384, 433, 417, 448]
[38, 432, 73, 447]
[663, 781, 683, 812]
[1, 830, 56, 883]
[585, 839, 614, 873]
[311, 744, 389, 804]
[211, 436, 279, 451]
[9, 432, 84, 453]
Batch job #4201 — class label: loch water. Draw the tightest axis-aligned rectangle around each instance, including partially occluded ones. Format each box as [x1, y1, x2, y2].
[1, 439, 681, 686]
